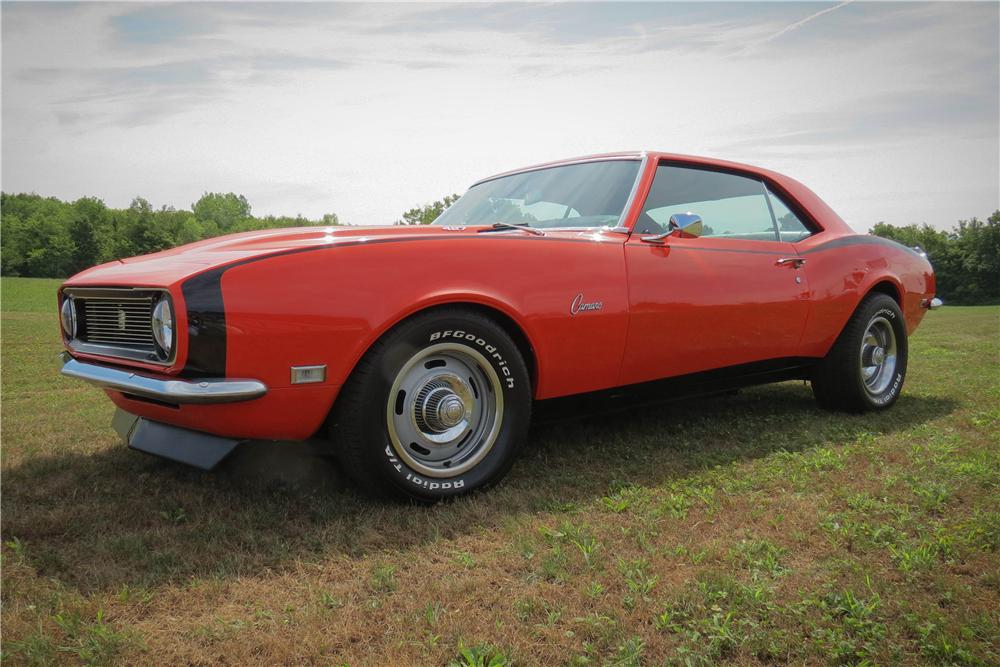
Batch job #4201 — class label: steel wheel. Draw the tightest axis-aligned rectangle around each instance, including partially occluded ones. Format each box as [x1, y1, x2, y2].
[859, 315, 898, 396]
[386, 343, 504, 478]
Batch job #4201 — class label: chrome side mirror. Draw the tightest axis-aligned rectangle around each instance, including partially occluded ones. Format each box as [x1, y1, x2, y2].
[640, 213, 703, 244]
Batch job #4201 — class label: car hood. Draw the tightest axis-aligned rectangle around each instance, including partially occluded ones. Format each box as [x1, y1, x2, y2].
[63, 225, 469, 287]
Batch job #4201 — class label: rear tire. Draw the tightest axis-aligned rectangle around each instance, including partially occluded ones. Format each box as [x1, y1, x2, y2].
[329, 308, 531, 502]
[811, 293, 908, 412]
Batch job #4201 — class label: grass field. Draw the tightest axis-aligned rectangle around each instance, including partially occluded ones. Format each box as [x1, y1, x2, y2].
[2, 276, 998, 666]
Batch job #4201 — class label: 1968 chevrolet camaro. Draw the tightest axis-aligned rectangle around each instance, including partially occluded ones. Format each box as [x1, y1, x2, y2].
[58, 152, 941, 500]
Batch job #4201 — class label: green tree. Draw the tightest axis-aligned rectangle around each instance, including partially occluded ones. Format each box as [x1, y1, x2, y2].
[396, 194, 460, 225]
[871, 211, 1000, 305]
[68, 197, 108, 273]
[0, 190, 344, 278]
[192, 192, 251, 234]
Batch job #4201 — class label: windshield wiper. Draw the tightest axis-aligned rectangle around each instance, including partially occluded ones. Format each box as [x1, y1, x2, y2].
[482, 221, 545, 236]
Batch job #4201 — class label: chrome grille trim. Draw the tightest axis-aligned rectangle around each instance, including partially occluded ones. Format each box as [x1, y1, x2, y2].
[61, 287, 175, 365]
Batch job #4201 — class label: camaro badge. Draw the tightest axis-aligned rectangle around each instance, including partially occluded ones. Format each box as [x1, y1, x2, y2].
[570, 293, 603, 315]
[117, 309, 127, 330]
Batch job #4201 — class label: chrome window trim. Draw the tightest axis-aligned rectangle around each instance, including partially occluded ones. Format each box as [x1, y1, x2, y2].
[62, 286, 177, 366]
[615, 152, 648, 232]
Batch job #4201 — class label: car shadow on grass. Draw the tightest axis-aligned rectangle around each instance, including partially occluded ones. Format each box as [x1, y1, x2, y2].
[1, 382, 956, 593]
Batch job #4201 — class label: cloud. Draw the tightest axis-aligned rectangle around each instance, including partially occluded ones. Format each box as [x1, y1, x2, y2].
[754, 0, 856, 47]
[1, 1, 997, 230]
[111, 4, 218, 47]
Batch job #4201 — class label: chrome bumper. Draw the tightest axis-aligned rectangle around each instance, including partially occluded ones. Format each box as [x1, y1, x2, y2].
[922, 297, 944, 310]
[59, 353, 267, 404]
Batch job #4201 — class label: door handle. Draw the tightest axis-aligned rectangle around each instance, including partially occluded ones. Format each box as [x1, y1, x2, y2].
[775, 257, 806, 268]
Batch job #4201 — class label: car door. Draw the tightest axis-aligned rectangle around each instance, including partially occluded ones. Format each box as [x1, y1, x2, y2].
[619, 162, 812, 386]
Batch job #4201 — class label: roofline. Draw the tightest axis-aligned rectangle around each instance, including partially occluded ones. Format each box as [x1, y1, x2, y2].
[466, 150, 853, 236]
[468, 150, 793, 188]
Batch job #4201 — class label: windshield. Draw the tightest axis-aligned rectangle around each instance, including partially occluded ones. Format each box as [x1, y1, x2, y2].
[434, 159, 641, 229]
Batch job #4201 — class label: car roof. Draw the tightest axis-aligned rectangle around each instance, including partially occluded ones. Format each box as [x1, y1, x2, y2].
[471, 151, 854, 237]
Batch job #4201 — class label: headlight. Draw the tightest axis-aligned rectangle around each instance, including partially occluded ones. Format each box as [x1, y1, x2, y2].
[60, 297, 77, 338]
[151, 298, 174, 354]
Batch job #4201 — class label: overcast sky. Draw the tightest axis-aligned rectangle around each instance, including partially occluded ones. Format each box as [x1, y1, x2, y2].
[2, 2, 997, 230]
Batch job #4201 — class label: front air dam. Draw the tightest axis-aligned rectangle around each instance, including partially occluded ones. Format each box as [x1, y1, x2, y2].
[113, 409, 243, 470]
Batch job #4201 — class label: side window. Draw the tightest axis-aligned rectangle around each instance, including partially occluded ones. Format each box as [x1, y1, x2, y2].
[766, 186, 813, 242]
[639, 165, 779, 242]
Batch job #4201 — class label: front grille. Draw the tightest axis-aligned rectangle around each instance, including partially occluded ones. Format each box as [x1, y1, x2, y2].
[63, 287, 173, 364]
[81, 297, 155, 348]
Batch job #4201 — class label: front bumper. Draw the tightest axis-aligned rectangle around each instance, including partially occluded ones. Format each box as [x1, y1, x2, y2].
[59, 353, 268, 404]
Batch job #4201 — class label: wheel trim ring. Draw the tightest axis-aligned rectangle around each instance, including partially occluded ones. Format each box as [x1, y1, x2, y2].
[386, 342, 505, 479]
[859, 315, 897, 395]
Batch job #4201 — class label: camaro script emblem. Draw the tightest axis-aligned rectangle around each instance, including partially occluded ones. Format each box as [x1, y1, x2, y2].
[117, 309, 127, 330]
[570, 293, 603, 315]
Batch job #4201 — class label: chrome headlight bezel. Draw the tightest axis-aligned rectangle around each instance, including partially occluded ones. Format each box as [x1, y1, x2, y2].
[151, 297, 174, 355]
[60, 297, 77, 338]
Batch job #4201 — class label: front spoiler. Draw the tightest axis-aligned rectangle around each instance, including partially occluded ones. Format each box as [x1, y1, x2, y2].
[60, 353, 267, 404]
[113, 409, 242, 470]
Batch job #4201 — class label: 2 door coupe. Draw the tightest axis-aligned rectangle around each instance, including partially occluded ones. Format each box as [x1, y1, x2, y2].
[58, 152, 940, 500]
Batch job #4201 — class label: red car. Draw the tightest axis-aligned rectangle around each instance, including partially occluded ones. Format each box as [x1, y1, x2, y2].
[58, 152, 941, 500]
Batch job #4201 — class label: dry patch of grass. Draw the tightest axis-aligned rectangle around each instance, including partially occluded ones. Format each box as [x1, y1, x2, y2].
[2, 277, 998, 665]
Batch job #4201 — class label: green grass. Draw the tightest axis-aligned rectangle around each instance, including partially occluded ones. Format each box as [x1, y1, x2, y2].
[2, 276, 998, 665]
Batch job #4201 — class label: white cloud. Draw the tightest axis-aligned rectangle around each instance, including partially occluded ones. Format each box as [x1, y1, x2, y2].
[2, 2, 997, 230]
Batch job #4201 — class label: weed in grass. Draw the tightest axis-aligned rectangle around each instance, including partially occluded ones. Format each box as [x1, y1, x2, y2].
[618, 557, 657, 608]
[912, 618, 983, 666]
[910, 479, 952, 514]
[454, 551, 476, 568]
[608, 635, 644, 667]
[538, 543, 569, 583]
[889, 532, 955, 576]
[6, 629, 58, 665]
[116, 584, 153, 605]
[423, 601, 444, 627]
[811, 589, 886, 664]
[584, 581, 605, 599]
[158, 506, 187, 524]
[600, 482, 650, 514]
[800, 447, 845, 473]
[448, 641, 510, 667]
[318, 591, 343, 610]
[369, 563, 397, 594]
[53, 608, 136, 665]
[733, 538, 787, 577]
[654, 603, 691, 634]
[961, 510, 999, 551]
[571, 531, 601, 570]
[662, 492, 693, 519]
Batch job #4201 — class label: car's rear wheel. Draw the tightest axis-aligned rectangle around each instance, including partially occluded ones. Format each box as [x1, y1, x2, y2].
[330, 308, 531, 501]
[811, 292, 908, 412]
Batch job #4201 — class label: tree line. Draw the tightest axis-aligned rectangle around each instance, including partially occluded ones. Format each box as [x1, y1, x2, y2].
[1, 190, 997, 304]
[0, 192, 340, 278]
[871, 211, 999, 305]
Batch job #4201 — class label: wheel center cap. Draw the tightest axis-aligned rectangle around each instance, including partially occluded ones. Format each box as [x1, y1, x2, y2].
[872, 347, 885, 365]
[438, 395, 466, 427]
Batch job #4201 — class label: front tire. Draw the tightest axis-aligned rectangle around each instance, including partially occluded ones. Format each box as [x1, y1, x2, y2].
[811, 293, 908, 412]
[330, 308, 531, 501]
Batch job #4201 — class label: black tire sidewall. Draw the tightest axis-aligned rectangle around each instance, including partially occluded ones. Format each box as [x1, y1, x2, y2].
[356, 312, 530, 500]
[852, 297, 908, 409]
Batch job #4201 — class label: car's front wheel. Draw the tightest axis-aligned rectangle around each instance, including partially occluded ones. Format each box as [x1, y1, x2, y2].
[330, 308, 531, 501]
[811, 292, 908, 412]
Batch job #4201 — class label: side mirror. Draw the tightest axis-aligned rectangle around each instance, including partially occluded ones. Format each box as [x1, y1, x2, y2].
[640, 212, 703, 244]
